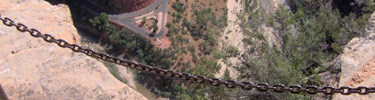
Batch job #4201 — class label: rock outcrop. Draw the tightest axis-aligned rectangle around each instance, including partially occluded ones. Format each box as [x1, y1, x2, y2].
[332, 12, 375, 100]
[0, 0, 146, 99]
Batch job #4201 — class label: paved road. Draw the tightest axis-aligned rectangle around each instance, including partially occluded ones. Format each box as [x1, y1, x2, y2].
[155, 0, 168, 38]
[109, 0, 169, 38]
[110, 0, 165, 18]
[77, 0, 169, 38]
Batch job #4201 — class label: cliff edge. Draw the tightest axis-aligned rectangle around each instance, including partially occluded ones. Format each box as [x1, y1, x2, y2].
[0, 0, 146, 99]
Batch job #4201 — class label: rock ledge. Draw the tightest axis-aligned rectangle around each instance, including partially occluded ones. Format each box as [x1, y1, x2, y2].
[0, 0, 146, 99]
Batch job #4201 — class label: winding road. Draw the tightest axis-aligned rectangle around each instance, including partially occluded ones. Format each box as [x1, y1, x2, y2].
[110, 0, 165, 18]
[108, 0, 169, 38]
[77, 0, 169, 38]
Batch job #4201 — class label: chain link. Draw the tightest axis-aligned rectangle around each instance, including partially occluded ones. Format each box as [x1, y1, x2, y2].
[1, 16, 375, 95]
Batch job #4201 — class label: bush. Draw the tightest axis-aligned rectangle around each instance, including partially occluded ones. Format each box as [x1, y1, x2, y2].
[213, 49, 223, 59]
[225, 46, 239, 57]
[172, 2, 185, 13]
[89, 13, 116, 35]
[204, 33, 216, 45]
[237, 0, 375, 99]
[166, 22, 172, 28]
[194, 8, 217, 27]
[188, 45, 196, 53]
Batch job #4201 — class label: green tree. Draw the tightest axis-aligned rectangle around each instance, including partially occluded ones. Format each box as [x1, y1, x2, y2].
[166, 22, 172, 28]
[142, 17, 147, 23]
[204, 33, 216, 45]
[89, 13, 116, 35]
[172, 2, 185, 12]
[141, 17, 147, 26]
[225, 46, 239, 57]
[152, 19, 159, 32]
[194, 8, 217, 27]
[223, 68, 231, 80]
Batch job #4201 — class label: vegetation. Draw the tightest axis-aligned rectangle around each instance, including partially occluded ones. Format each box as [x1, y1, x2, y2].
[51, 0, 375, 99]
[236, 0, 375, 99]
[152, 19, 159, 32]
[172, 2, 185, 13]
[141, 17, 147, 26]
[132, 1, 230, 99]
[89, 13, 116, 35]
[225, 45, 239, 57]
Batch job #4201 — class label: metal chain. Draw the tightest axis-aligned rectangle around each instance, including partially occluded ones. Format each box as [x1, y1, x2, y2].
[1, 16, 375, 95]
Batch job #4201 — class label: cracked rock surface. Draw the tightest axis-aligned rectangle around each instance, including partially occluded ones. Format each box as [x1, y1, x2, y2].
[0, 0, 146, 99]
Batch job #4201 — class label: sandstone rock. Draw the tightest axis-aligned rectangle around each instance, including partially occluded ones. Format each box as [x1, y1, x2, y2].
[0, 0, 146, 99]
[332, 12, 375, 100]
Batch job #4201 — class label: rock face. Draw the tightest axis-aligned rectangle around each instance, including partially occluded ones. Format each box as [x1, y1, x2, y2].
[0, 0, 146, 99]
[332, 12, 375, 100]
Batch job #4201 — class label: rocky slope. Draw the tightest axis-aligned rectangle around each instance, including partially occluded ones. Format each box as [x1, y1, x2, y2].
[215, 0, 243, 79]
[332, 12, 375, 100]
[215, 0, 284, 79]
[0, 0, 146, 99]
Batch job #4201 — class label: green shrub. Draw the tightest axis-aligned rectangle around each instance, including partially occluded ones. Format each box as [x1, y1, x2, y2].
[172, 2, 185, 13]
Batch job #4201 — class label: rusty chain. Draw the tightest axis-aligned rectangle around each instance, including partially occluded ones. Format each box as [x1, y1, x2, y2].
[1, 16, 375, 95]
